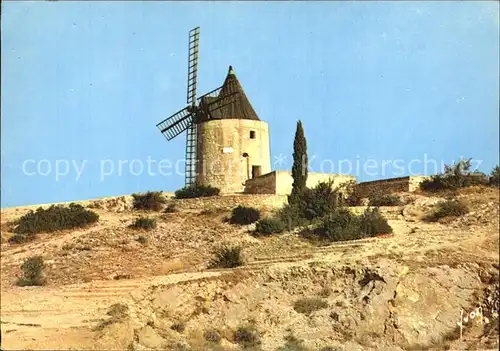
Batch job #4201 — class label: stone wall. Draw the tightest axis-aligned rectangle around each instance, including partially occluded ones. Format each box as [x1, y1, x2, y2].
[197, 119, 271, 194]
[355, 176, 430, 198]
[244, 171, 355, 196]
[168, 194, 288, 211]
[243, 171, 276, 194]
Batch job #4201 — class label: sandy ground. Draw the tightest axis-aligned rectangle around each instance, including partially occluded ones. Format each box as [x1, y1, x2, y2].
[1, 188, 498, 350]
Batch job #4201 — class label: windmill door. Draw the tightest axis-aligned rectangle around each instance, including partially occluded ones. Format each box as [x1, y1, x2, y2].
[252, 165, 261, 179]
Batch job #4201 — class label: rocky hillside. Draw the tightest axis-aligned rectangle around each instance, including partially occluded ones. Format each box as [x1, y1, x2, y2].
[1, 188, 498, 350]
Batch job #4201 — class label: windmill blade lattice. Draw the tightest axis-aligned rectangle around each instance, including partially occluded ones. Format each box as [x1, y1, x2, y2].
[156, 107, 193, 141]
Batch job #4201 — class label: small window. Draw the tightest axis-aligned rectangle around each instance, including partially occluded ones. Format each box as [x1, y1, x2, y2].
[249, 130, 256, 139]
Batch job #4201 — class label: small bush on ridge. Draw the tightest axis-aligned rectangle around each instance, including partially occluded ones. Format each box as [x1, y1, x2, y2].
[233, 326, 261, 348]
[426, 200, 469, 222]
[203, 330, 222, 343]
[313, 207, 392, 242]
[209, 245, 244, 268]
[164, 203, 177, 213]
[8, 233, 36, 244]
[420, 159, 490, 192]
[314, 208, 362, 242]
[359, 207, 393, 236]
[490, 165, 500, 187]
[293, 297, 328, 315]
[300, 180, 341, 220]
[175, 183, 220, 199]
[130, 217, 157, 230]
[132, 191, 166, 211]
[368, 194, 402, 206]
[17, 255, 46, 286]
[230, 206, 261, 225]
[15, 203, 99, 235]
[255, 217, 286, 235]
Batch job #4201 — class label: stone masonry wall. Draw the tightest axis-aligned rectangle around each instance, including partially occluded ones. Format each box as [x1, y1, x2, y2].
[243, 171, 276, 194]
[197, 119, 271, 194]
[168, 194, 288, 211]
[355, 176, 430, 198]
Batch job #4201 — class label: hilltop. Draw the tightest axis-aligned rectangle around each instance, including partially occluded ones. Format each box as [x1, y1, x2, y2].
[1, 187, 499, 350]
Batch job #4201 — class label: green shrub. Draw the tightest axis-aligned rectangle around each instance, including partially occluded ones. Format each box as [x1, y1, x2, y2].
[420, 159, 489, 192]
[293, 297, 328, 315]
[300, 180, 341, 220]
[277, 203, 310, 229]
[209, 245, 244, 268]
[368, 194, 402, 206]
[171, 322, 185, 333]
[131, 191, 166, 211]
[255, 217, 286, 235]
[164, 203, 177, 213]
[8, 233, 36, 244]
[233, 326, 261, 348]
[16, 255, 46, 286]
[130, 217, 157, 230]
[359, 207, 393, 236]
[314, 208, 362, 242]
[426, 200, 469, 222]
[203, 330, 221, 343]
[230, 206, 261, 225]
[490, 165, 500, 187]
[15, 203, 99, 235]
[175, 183, 220, 199]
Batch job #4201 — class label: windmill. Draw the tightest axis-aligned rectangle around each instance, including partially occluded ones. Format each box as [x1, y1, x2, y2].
[156, 27, 242, 187]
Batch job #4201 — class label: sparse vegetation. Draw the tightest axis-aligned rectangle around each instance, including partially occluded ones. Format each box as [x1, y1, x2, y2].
[313, 207, 392, 242]
[131, 191, 167, 211]
[314, 208, 362, 242]
[490, 165, 500, 187]
[280, 180, 343, 230]
[95, 303, 129, 330]
[8, 233, 35, 244]
[368, 194, 402, 206]
[233, 326, 261, 348]
[230, 206, 261, 225]
[209, 245, 244, 268]
[255, 217, 286, 235]
[164, 203, 177, 213]
[359, 207, 393, 236]
[203, 330, 222, 343]
[14, 203, 99, 235]
[425, 199, 469, 222]
[299, 180, 341, 220]
[171, 321, 186, 333]
[420, 159, 489, 192]
[16, 255, 46, 286]
[175, 183, 220, 199]
[135, 235, 148, 244]
[341, 180, 363, 206]
[130, 217, 157, 230]
[293, 297, 328, 315]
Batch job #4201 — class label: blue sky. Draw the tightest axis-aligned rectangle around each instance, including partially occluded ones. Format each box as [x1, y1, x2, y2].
[1, 1, 499, 208]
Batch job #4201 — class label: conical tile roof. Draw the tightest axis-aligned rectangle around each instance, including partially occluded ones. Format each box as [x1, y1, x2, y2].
[200, 66, 260, 122]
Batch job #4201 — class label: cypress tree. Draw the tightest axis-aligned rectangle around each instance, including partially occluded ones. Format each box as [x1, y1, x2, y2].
[290, 120, 308, 204]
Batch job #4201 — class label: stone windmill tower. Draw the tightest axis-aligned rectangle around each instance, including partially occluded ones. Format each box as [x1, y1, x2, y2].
[156, 27, 271, 193]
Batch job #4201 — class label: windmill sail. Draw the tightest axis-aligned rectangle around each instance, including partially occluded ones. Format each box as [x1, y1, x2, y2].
[156, 107, 193, 141]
